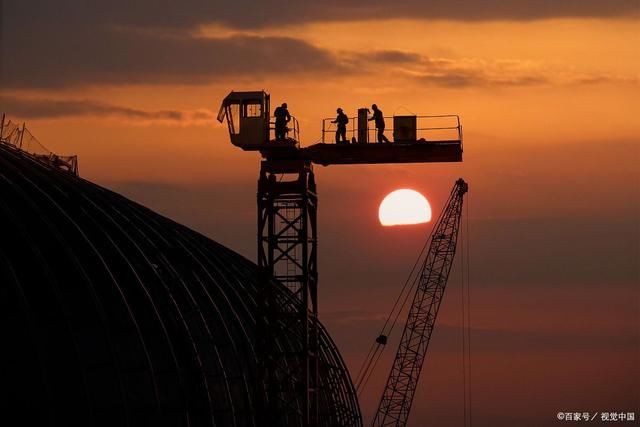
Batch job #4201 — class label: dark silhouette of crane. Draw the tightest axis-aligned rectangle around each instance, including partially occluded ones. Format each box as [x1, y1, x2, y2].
[217, 90, 463, 427]
[371, 178, 468, 427]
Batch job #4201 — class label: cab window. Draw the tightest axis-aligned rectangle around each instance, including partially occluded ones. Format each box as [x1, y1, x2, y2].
[243, 101, 262, 118]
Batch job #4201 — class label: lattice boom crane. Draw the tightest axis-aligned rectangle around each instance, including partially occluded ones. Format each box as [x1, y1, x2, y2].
[372, 178, 468, 427]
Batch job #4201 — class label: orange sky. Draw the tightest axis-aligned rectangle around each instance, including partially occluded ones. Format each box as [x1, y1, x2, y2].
[2, 4, 639, 425]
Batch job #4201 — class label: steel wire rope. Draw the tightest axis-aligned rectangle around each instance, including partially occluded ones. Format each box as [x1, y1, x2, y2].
[354, 192, 451, 395]
[461, 209, 467, 427]
[466, 192, 473, 427]
[460, 190, 472, 427]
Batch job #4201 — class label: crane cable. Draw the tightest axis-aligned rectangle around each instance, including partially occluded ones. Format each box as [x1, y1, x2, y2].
[460, 192, 472, 427]
[466, 193, 473, 427]
[354, 230, 427, 394]
[354, 201, 451, 395]
[354, 261, 423, 394]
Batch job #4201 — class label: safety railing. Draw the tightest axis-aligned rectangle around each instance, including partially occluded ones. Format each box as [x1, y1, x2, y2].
[0, 114, 79, 175]
[269, 116, 301, 146]
[321, 114, 462, 147]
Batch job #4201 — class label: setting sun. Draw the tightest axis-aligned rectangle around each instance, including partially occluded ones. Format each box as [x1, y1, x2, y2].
[378, 189, 432, 226]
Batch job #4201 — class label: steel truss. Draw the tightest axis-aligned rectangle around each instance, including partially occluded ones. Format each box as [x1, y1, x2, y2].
[257, 159, 319, 426]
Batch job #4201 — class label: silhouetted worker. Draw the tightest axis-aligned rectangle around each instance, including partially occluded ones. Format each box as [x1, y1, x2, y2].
[368, 104, 389, 143]
[332, 107, 349, 144]
[274, 103, 291, 141]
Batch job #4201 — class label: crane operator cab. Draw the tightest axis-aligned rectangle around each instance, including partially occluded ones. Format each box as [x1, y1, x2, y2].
[217, 90, 300, 151]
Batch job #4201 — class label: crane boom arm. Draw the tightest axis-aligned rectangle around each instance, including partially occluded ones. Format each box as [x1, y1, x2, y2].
[372, 178, 468, 427]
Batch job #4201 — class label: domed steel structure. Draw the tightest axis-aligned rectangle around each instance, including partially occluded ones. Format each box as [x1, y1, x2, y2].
[0, 142, 361, 427]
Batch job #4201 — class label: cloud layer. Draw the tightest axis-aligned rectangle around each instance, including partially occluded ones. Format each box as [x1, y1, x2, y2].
[5, 1, 636, 31]
[3, 29, 342, 88]
[1, 96, 216, 124]
[2, 1, 637, 89]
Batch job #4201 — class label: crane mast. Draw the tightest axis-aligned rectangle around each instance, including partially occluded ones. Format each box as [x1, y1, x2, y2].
[372, 178, 468, 427]
[217, 90, 464, 427]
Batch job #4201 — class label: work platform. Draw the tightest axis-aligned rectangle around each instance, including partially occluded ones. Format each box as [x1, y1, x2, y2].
[217, 90, 463, 167]
[262, 140, 462, 166]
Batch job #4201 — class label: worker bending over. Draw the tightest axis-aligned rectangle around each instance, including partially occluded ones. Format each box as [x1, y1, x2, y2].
[273, 103, 291, 141]
[369, 104, 389, 143]
[332, 108, 349, 144]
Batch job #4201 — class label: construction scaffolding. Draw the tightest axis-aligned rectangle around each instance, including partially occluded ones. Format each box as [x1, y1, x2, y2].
[0, 114, 78, 175]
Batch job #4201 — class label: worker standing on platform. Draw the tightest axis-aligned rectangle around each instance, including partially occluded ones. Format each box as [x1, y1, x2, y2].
[274, 103, 291, 141]
[332, 108, 349, 144]
[369, 104, 389, 143]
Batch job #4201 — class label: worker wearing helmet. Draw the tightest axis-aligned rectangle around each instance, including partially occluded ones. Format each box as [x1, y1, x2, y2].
[273, 103, 291, 141]
[332, 107, 349, 144]
[368, 104, 389, 143]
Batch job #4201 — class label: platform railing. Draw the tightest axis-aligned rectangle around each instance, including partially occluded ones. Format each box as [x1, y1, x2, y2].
[269, 115, 301, 146]
[321, 114, 462, 147]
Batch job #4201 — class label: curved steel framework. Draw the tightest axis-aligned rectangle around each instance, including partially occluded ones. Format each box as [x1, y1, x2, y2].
[0, 143, 361, 427]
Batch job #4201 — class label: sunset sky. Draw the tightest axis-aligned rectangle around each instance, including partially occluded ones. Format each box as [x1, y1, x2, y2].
[2, 1, 639, 425]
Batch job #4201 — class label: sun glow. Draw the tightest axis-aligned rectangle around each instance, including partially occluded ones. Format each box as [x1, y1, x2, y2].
[378, 189, 432, 226]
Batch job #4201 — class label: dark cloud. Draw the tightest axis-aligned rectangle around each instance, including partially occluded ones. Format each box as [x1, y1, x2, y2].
[3, 1, 636, 32]
[374, 55, 631, 88]
[413, 69, 550, 87]
[0, 96, 216, 123]
[343, 52, 552, 87]
[360, 50, 423, 64]
[2, 26, 342, 88]
[0, 0, 631, 89]
[414, 57, 548, 87]
[347, 53, 626, 88]
[2, 2, 634, 89]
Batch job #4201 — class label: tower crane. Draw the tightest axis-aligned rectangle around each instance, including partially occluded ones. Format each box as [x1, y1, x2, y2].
[217, 90, 463, 427]
[370, 178, 468, 427]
